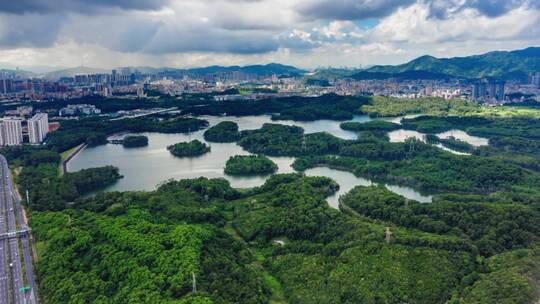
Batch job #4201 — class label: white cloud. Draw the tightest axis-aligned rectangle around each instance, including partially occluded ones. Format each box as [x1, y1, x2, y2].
[0, 0, 538, 69]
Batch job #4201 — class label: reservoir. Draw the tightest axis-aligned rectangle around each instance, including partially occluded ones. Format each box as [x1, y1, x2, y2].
[67, 115, 475, 207]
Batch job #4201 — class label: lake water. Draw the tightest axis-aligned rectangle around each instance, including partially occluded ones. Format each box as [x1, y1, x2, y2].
[388, 128, 489, 155]
[67, 115, 442, 207]
[437, 129, 489, 147]
[304, 167, 433, 208]
[199, 114, 374, 140]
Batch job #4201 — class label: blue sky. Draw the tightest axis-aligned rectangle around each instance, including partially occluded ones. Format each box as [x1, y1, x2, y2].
[0, 0, 538, 70]
[355, 19, 380, 29]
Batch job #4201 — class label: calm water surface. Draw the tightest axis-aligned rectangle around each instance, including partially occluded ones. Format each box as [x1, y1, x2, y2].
[304, 167, 433, 208]
[388, 128, 489, 155]
[68, 115, 441, 207]
[437, 129, 489, 147]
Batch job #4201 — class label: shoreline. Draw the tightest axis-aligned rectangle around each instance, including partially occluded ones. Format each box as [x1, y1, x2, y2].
[61, 143, 87, 174]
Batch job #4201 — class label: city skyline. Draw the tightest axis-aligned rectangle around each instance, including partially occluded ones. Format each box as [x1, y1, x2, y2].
[0, 0, 539, 70]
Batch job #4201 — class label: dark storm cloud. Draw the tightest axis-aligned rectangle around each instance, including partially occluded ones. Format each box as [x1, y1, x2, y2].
[295, 0, 416, 20]
[0, 13, 64, 48]
[0, 0, 538, 55]
[0, 0, 169, 14]
[296, 0, 539, 21]
[140, 28, 280, 54]
[427, 0, 540, 19]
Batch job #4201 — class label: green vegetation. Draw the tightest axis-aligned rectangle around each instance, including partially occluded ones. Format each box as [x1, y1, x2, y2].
[19, 164, 122, 211]
[231, 174, 480, 303]
[22, 168, 540, 303]
[293, 150, 535, 193]
[438, 137, 475, 153]
[122, 135, 149, 148]
[238, 124, 343, 156]
[30, 177, 271, 304]
[401, 115, 540, 171]
[168, 140, 211, 157]
[340, 120, 400, 132]
[458, 249, 540, 303]
[365, 47, 540, 81]
[187, 94, 369, 121]
[361, 96, 480, 117]
[340, 186, 539, 256]
[46, 117, 209, 153]
[237, 123, 538, 193]
[1, 146, 61, 167]
[12, 93, 540, 304]
[224, 155, 278, 176]
[32, 210, 213, 303]
[203, 121, 240, 143]
[0, 146, 122, 211]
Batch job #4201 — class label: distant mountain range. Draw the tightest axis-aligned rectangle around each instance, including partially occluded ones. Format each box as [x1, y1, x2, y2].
[3, 47, 539, 82]
[38, 63, 305, 79]
[183, 63, 305, 76]
[44, 66, 111, 79]
[361, 47, 540, 81]
[0, 68, 37, 79]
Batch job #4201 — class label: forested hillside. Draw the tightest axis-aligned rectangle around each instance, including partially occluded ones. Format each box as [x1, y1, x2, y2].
[4, 94, 540, 303]
[364, 47, 540, 81]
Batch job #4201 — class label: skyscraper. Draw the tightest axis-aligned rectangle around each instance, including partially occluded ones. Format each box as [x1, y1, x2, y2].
[0, 118, 23, 146]
[471, 79, 505, 101]
[27, 113, 49, 144]
[531, 72, 540, 88]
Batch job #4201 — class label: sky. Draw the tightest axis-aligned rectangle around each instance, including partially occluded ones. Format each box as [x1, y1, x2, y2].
[0, 0, 539, 71]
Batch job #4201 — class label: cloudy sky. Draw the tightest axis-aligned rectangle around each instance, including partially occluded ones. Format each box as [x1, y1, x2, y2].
[0, 0, 539, 71]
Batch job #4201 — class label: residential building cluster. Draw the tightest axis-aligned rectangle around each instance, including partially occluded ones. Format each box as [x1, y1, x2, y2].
[0, 113, 49, 146]
[530, 72, 540, 88]
[59, 104, 102, 116]
[471, 79, 506, 102]
[1, 68, 539, 106]
[27, 113, 49, 144]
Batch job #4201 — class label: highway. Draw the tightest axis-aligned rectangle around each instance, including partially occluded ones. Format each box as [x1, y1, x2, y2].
[0, 164, 8, 304]
[0, 154, 39, 304]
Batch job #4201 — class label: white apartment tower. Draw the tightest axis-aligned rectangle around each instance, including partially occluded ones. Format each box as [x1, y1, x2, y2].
[0, 118, 23, 146]
[28, 113, 49, 144]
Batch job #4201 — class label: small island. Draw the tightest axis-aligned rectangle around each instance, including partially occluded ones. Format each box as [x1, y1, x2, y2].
[122, 135, 149, 148]
[204, 121, 240, 142]
[340, 120, 400, 132]
[167, 140, 210, 157]
[224, 155, 278, 176]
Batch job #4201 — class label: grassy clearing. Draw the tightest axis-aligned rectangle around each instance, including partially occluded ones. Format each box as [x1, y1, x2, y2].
[264, 272, 287, 304]
[478, 106, 540, 118]
[60, 144, 83, 161]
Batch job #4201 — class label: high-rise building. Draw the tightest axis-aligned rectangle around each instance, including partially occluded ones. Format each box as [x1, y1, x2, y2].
[471, 80, 486, 100]
[27, 113, 49, 144]
[0, 79, 13, 94]
[0, 118, 23, 146]
[471, 79, 505, 101]
[531, 72, 540, 88]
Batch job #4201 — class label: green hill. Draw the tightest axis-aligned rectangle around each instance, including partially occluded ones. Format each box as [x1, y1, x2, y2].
[364, 47, 540, 81]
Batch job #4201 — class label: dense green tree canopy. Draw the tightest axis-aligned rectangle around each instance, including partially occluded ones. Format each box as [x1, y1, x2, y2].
[168, 140, 211, 157]
[122, 135, 149, 148]
[224, 155, 278, 176]
[203, 121, 240, 143]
